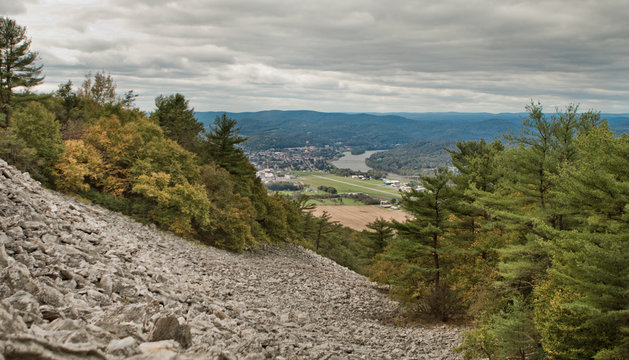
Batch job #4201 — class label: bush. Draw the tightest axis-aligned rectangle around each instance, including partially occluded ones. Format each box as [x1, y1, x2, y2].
[266, 181, 303, 191]
[317, 185, 337, 194]
[11, 102, 64, 183]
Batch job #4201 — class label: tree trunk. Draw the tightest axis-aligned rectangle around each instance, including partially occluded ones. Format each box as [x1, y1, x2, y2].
[433, 234, 440, 291]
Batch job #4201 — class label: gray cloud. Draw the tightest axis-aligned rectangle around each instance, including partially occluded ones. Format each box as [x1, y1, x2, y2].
[0, 0, 39, 15]
[13, 0, 629, 112]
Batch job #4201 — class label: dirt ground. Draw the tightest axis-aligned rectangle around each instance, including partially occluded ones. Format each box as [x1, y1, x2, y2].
[312, 205, 411, 231]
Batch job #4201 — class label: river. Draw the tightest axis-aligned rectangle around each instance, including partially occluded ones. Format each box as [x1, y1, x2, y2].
[331, 150, 416, 182]
[330, 150, 384, 172]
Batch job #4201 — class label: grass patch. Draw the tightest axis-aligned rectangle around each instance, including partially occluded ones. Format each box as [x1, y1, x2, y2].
[295, 172, 402, 198]
[306, 197, 364, 206]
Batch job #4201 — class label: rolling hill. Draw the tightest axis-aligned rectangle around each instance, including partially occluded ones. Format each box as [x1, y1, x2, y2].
[196, 110, 629, 151]
[195, 110, 520, 150]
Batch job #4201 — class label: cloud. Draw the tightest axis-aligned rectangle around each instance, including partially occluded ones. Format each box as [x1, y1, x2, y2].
[0, 0, 39, 15]
[13, 0, 629, 112]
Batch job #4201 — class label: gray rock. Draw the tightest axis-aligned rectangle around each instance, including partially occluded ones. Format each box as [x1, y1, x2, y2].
[0, 334, 107, 360]
[138, 339, 179, 357]
[148, 315, 192, 349]
[86, 289, 112, 307]
[39, 305, 63, 321]
[0, 242, 8, 268]
[0, 159, 464, 359]
[6, 291, 41, 326]
[106, 336, 138, 357]
[41, 233, 58, 244]
[99, 274, 113, 296]
[35, 283, 65, 307]
[0, 300, 28, 334]
[6, 226, 23, 239]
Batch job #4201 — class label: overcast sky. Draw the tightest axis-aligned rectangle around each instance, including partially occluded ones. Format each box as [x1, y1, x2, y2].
[6, 0, 629, 113]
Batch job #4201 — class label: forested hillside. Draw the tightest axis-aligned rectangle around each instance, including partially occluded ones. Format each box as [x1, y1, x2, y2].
[368, 103, 628, 359]
[196, 110, 629, 151]
[365, 140, 456, 175]
[195, 110, 520, 150]
[0, 16, 351, 254]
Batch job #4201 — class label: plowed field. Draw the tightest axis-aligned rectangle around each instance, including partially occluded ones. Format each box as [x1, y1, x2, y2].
[312, 205, 410, 231]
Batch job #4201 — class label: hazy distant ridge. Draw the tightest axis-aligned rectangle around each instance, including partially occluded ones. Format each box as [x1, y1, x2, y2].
[195, 110, 629, 150]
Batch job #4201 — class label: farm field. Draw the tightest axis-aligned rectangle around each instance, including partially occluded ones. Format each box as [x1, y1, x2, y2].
[312, 205, 410, 231]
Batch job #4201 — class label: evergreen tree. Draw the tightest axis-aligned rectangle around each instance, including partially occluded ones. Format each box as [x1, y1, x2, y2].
[365, 217, 394, 255]
[201, 114, 249, 173]
[386, 167, 458, 320]
[150, 93, 203, 153]
[460, 104, 622, 359]
[448, 139, 504, 251]
[533, 126, 629, 359]
[490, 297, 544, 360]
[447, 139, 505, 311]
[199, 113, 264, 206]
[472, 103, 584, 298]
[0, 17, 44, 127]
[312, 211, 342, 251]
[503, 101, 556, 213]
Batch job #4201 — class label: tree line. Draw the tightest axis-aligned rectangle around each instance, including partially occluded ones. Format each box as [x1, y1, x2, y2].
[364, 102, 627, 359]
[0, 17, 353, 255]
[365, 139, 455, 175]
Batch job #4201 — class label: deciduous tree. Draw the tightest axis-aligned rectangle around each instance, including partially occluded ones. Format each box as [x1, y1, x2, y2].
[11, 102, 63, 182]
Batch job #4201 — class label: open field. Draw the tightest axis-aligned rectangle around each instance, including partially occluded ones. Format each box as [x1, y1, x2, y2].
[296, 172, 402, 199]
[312, 205, 411, 231]
[270, 190, 365, 206]
[306, 197, 363, 206]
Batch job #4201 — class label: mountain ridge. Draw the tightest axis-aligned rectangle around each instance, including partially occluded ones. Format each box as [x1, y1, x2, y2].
[195, 110, 629, 150]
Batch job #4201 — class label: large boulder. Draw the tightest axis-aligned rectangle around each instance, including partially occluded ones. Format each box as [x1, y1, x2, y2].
[148, 315, 192, 349]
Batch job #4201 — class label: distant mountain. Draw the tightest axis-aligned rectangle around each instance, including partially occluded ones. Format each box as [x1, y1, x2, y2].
[368, 112, 526, 124]
[195, 110, 629, 150]
[604, 114, 629, 134]
[195, 110, 519, 150]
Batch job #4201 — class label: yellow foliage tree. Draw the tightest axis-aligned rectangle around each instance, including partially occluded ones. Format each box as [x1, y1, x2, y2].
[54, 139, 103, 192]
[132, 172, 211, 236]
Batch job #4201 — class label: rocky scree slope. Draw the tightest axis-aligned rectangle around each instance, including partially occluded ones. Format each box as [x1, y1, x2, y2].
[0, 159, 462, 359]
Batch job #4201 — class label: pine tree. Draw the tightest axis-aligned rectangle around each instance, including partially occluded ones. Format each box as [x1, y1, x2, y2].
[503, 101, 557, 214]
[0, 17, 44, 127]
[150, 93, 203, 153]
[448, 139, 504, 253]
[460, 103, 585, 357]
[312, 211, 341, 251]
[365, 217, 394, 255]
[199, 113, 261, 202]
[534, 126, 629, 359]
[201, 114, 249, 173]
[447, 139, 506, 311]
[474, 103, 584, 297]
[387, 167, 458, 320]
